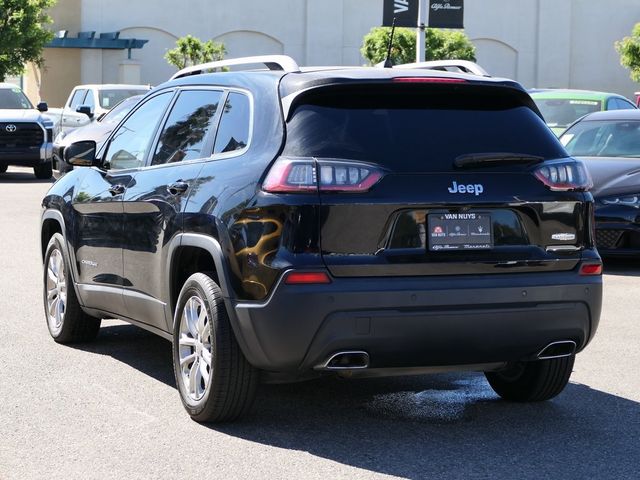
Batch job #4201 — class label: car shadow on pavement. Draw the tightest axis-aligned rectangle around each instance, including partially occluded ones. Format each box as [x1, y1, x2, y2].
[603, 258, 640, 277]
[72, 322, 176, 388]
[74, 323, 640, 479]
[223, 376, 640, 479]
[0, 170, 54, 184]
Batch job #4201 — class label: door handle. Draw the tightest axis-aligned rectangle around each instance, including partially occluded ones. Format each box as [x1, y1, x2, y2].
[108, 184, 126, 196]
[167, 181, 189, 196]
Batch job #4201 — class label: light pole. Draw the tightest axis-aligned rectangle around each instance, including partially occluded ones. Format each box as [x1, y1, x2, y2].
[416, 0, 427, 62]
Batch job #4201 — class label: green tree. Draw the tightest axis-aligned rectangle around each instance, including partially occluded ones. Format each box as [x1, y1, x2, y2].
[165, 35, 226, 70]
[361, 27, 476, 66]
[615, 23, 640, 83]
[0, 0, 56, 82]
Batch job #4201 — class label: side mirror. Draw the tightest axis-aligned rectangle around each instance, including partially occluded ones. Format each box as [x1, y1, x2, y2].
[37, 102, 48, 112]
[76, 105, 94, 119]
[64, 141, 98, 167]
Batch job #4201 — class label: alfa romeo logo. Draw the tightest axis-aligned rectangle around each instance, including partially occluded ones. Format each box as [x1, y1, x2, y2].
[5, 124, 16, 133]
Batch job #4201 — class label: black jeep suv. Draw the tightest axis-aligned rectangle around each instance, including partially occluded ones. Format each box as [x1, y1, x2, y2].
[41, 56, 602, 422]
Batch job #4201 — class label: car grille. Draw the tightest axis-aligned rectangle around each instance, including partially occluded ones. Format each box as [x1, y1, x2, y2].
[0, 122, 44, 148]
[596, 229, 624, 249]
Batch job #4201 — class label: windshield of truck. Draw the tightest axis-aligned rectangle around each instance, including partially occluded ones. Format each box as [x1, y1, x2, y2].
[0, 87, 33, 109]
[99, 89, 148, 110]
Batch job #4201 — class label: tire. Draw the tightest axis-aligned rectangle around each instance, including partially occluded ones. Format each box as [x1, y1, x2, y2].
[43, 233, 101, 343]
[34, 163, 53, 179]
[0, 164, 7, 173]
[485, 355, 575, 402]
[172, 272, 258, 423]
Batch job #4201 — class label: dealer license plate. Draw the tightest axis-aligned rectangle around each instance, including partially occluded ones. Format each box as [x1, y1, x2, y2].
[427, 213, 493, 251]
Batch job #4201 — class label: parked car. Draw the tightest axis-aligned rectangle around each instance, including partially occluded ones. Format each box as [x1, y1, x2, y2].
[41, 55, 602, 423]
[45, 83, 151, 137]
[0, 83, 54, 179]
[560, 109, 640, 256]
[53, 94, 144, 178]
[531, 89, 636, 136]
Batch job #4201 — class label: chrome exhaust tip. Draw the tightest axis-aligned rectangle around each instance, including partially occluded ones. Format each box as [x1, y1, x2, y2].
[315, 351, 370, 370]
[537, 340, 577, 360]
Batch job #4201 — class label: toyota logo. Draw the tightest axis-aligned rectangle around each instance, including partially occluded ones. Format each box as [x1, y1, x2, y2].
[5, 124, 16, 133]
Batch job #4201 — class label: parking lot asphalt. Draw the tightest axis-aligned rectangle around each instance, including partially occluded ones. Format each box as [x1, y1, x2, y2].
[0, 166, 638, 480]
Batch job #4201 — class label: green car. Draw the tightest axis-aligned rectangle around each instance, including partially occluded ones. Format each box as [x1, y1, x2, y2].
[530, 89, 636, 136]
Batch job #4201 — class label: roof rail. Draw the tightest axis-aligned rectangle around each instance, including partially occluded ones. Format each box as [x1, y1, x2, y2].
[171, 55, 300, 80]
[379, 60, 490, 77]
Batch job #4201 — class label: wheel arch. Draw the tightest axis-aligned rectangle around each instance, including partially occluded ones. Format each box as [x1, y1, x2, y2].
[41, 208, 86, 306]
[167, 233, 236, 323]
[41, 209, 65, 262]
[166, 233, 256, 366]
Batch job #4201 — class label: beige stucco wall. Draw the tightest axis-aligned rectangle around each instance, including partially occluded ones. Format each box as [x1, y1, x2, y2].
[28, 0, 640, 104]
[23, 0, 82, 106]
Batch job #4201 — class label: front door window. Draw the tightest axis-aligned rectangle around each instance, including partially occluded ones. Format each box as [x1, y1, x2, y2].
[104, 92, 173, 170]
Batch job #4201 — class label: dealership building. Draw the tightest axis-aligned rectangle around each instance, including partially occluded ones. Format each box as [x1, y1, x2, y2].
[18, 0, 640, 106]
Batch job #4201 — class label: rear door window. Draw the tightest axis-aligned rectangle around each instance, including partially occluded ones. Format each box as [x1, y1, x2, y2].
[607, 98, 636, 110]
[284, 86, 566, 173]
[152, 89, 223, 165]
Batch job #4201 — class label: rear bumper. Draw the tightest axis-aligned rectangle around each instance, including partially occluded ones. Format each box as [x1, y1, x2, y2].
[231, 270, 602, 373]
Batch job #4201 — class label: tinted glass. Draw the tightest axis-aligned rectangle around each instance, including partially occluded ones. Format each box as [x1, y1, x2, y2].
[213, 92, 250, 154]
[105, 92, 172, 170]
[152, 90, 222, 165]
[0, 88, 32, 109]
[284, 87, 566, 173]
[99, 89, 148, 110]
[69, 89, 87, 109]
[534, 98, 601, 128]
[561, 120, 640, 157]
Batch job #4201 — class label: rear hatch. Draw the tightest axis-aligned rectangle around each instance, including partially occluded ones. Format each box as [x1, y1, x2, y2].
[279, 80, 592, 277]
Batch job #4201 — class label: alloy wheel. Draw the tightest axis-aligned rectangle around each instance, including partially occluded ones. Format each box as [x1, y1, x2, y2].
[178, 296, 213, 401]
[46, 249, 67, 335]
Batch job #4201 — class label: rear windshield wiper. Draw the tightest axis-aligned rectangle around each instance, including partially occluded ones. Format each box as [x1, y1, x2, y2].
[454, 153, 544, 169]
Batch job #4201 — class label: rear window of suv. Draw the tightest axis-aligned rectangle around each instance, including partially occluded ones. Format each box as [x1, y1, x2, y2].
[283, 85, 566, 173]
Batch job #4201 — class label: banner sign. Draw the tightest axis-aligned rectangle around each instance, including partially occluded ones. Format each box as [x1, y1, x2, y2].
[428, 1, 464, 29]
[383, 0, 419, 27]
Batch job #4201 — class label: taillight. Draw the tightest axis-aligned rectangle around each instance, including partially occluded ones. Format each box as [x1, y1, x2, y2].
[261, 158, 317, 193]
[579, 262, 602, 276]
[263, 157, 384, 193]
[534, 159, 593, 192]
[284, 271, 332, 284]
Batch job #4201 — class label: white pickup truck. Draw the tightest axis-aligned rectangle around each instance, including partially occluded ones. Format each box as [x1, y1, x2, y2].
[46, 83, 151, 137]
